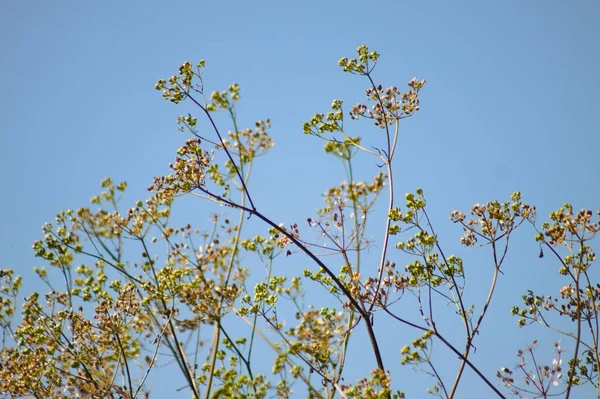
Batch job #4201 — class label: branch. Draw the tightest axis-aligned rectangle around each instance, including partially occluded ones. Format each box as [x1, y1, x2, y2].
[182, 90, 257, 212]
[197, 187, 387, 375]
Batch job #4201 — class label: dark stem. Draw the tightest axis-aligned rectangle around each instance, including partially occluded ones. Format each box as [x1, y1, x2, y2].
[434, 332, 507, 399]
[382, 307, 506, 398]
[197, 187, 387, 376]
[182, 90, 257, 212]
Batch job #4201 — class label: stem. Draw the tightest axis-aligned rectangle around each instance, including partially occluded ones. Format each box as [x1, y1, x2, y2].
[198, 186, 387, 374]
[582, 271, 600, 388]
[141, 237, 201, 399]
[217, 320, 255, 384]
[236, 311, 326, 398]
[133, 318, 171, 398]
[251, 209, 387, 372]
[449, 235, 502, 397]
[364, 72, 397, 315]
[184, 76, 389, 396]
[207, 138, 251, 396]
[427, 357, 449, 399]
[182, 91, 256, 212]
[346, 159, 362, 273]
[114, 328, 134, 399]
[382, 306, 506, 398]
[367, 157, 394, 314]
[434, 332, 506, 399]
[565, 267, 582, 399]
[421, 209, 471, 337]
[204, 325, 221, 399]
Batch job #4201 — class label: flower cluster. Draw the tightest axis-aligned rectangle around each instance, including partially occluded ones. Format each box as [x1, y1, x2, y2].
[224, 119, 275, 165]
[303, 107, 344, 135]
[206, 82, 241, 111]
[155, 60, 205, 104]
[286, 308, 348, 374]
[450, 191, 535, 246]
[349, 78, 425, 129]
[497, 341, 564, 397]
[148, 138, 211, 201]
[538, 204, 600, 247]
[340, 369, 405, 399]
[319, 173, 386, 216]
[338, 45, 380, 75]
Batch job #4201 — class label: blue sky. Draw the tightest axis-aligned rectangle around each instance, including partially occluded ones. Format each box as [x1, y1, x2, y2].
[1, 1, 599, 398]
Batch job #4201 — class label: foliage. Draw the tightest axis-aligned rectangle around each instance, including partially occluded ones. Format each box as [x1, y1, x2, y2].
[1, 45, 598, 399]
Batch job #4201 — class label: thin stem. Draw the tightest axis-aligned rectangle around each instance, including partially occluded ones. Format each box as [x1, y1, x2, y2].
[182, 90, 256, 212]
[364, 72, 396, 315]
[434, 332, 507, 399]
[133, 317, 172, 398]
[427, 357, 449, 399]
[217, 320, 255, 384]
[565, 266, 582, 399]
[204, 325, 221, 399]
[140, 237, 201, 399]
[114, 328, 134, 399]
[449, 235, 502, 397]
[367, 157, 394, 314]
[251, 209, 387, 372]
[207, 150, 250, 396]
[383, 306, 506, 398]
[197, 186, 387, 374]
[235, 310, 326, 398]
[421, 208, 471, 337]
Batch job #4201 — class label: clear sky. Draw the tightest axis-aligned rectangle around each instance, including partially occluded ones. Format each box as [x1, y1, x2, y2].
[1, 1, 599, 398]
